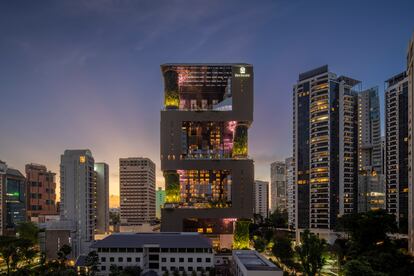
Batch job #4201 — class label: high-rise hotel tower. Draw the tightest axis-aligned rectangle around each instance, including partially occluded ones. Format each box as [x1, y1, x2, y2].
[160, 64, 254, 247]
[293, 65, 359, 230]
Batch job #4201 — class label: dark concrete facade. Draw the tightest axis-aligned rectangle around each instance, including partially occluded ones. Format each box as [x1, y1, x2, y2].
[160, 64, 254, 234]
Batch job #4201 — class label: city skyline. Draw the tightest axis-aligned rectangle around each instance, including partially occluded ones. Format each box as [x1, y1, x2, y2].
[1, 1, 414, 201]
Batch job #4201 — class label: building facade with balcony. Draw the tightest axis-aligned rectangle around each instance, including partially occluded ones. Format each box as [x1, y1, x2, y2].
[293, 65, 359, 230]
[385, 72, 409, 234]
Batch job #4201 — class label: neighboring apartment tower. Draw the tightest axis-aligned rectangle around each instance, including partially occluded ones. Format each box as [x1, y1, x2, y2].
[0, 161, 27, 236]
[285, 157, 295, 228]
[25, 163, 57, 219]
[293, 65, 359, 230]
[119, 157, 156, 225]
[385, 72, 409, 233]
[94, 162, 109, 234]
[60, 149, 96, 257]
[270, 161, 286, 212]
[160, 64, 254, 248]
[0, 161, 6, 236]
[254, 180, 269, 219]
[407, 33, 414, 254]
[357, 88, 384, 212]
[156, 187, 166, 219]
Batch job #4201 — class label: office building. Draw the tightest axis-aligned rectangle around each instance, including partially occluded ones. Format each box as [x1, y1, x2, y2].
[357, 87, 384, 212]
[25, 163, 57, 219]
[156, 187, 166, 219]
[60, 149, 96, 257]
[160, 63, 254, 248]
[270, 161, 287, 212]
[95, 162, 109, 234]
[0, 161, 26, 236]
[119, 157, 156, 225]
[293, 65, 359, 230]
[285, 157, 295, 228]
[407, 33, 414, 254]
[91, 232, 214, 275]
[254, 180, 269, 219]
[232, 250, 282, 276]
[385, 72, 409, 233]
[0, 161, 6, 236]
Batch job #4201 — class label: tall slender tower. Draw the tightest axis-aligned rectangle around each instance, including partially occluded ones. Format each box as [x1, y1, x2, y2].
[270, 161, 287, 212]
[94, 162, 109, 234]
[60, 149, 95, 257]
[160, 64, 254, 248]
[119, 157, 156, 226]
[385, 72, 409, 234]
[293, 65, 359, 230]
[254, 180, 269, 219]
[407, 32, 414, 254]
[357, 87, 384, 212]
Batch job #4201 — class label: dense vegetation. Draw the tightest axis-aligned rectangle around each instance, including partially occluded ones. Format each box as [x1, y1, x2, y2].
[251, 209, 414, 276]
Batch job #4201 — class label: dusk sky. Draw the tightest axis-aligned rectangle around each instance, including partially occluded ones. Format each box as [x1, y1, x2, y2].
[1, 0, 414, 202]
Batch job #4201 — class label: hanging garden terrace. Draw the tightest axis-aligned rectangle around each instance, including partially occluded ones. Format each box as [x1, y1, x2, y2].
[161, 64, 236, 111]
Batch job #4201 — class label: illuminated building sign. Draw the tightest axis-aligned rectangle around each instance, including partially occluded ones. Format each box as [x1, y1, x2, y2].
[235, 66, 250, 78]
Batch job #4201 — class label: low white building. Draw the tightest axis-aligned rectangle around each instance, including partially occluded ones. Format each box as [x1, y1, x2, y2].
[232, 250, 282, 276]
[91, 232, 214, 275]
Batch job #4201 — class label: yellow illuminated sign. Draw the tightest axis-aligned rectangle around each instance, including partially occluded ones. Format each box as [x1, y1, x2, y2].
[80, 156, 86, 163]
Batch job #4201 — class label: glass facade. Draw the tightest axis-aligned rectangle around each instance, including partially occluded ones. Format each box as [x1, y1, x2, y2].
[6, 176, 26, 229]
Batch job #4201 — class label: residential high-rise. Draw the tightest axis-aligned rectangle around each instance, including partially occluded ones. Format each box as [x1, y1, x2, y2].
[254, 180, 269, 219]
[385, 72, 409, 234]
[156, 187, 166, 219]
[407, 32, 414, 254]
[94, 162, 109, 234]
[60, 150, 95, 257]
[357, 87, 384, 212]
[270, 161, 287, 212]
[293, 65, 359, 230]
[25, 163, 57, 219]
[285, 157, 295, 228]
[160, 63, 254, 248]
[119, 157, 156, 225]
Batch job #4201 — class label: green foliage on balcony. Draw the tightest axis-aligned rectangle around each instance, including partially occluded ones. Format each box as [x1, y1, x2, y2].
[164, 171, 180, 203]
[233, 124, 248, 157]
[164, 70, 179, 109]
[233, 219, 251, 249]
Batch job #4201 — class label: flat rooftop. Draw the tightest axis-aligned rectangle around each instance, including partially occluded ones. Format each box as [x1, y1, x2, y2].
[161, 63, 251, 67]
[233, 250, 281, 271]
[91, 232, 212, 249]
